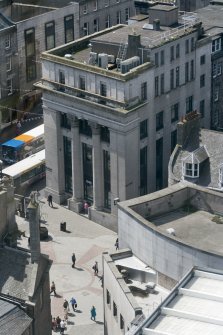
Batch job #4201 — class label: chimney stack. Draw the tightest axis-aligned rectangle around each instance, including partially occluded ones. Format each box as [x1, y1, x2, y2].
[153, 19, 160, 31]
[27, 192, 40, 263]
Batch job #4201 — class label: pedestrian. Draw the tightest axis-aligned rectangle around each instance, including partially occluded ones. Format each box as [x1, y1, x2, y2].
[99, 274, 103, 287]
[93, 261, 99, 276]
[60, 320, 66, 335]
[72, 253, 76, 268]
[115, 238, 119, 250]
[56, 316, 61, 330]
[70, 297, 77, 311]
[50, 281, 57, 296]
[16, 121, 21, 135]
[52, 317, 57, 331]
[63, 298, 69, 311]
[84, 201, 89, 215]
[90, 305, 96, 321]
[47, 194, 53, 207]
[64, 308, 68, 322]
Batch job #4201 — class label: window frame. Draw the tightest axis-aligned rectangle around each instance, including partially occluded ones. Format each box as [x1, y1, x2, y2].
[171, 103, 179, 123]
[5, 34, 11, 49]
[6, 78, 13, 95]
[156, 111, 164, 131]
[140, 119, 148, 140]
[6, 55, 12, 72]
[183, 162, 199, 178]
[64, 15, 74, 43]
[45, 21, 55, 50]
[212, 37, 221, 53]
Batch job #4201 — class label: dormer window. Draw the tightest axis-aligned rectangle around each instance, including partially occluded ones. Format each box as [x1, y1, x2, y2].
[182, 146, 209, 179]
[183, 162, 199, 178]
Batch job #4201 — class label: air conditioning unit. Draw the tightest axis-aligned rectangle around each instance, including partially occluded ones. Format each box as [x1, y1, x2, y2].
[89, 52, 97, 65]
[98, 53, 108, 69]
[64, 54, 73, 60]
[108, 54, 115, 63]
[120, 56, 140, 74]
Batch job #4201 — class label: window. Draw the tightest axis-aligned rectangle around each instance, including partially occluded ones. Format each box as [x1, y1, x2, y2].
[160, 50, 164, 65]
[5, 34, 11, 49]
[140, 119, 148, 140]
[106, 290, 111, 306]
[212, 38, 221, 53]
[105, 0, 109, 6]
[156, 138, 163, 190]
[61, 113, 71, 129]
[103, 150, 111, 209]
[214, 88, 219, 102]
[186, 95, 193, 113]
[141, 82, 147, 101]
[120, 314, 125, 331]
[156, 111, 163, 131]
[6, 79, 12, 95]
[185, 39, 189, 54]
[200, 55, 205, 65]
[93, 0, 97, 10]
[93, 18, 99, 32]
[155, 52, 159, 67]
[170, 69, 174, 89]
[105, 15, 110, 28]
[117, 11, 121, 24]
[155, 76, 159, 97]
[171, 103, 179, 122]
[45, 21, 55, 50]
[160, 73, 164, 94]
[79, 76, 86, 90]
[101, 126, 110, 143]
[83, 22, 89, 36]
[140, 146, 147, 195]
[200, 74, 205, 88]
[64, 15, 74, 43]
[113, 301, 117, 317]
[213, 63, 222, 77]
[59, 70, 65, 84]
[176, 66, 180, 87]
[176, 44, 180, 58]
[80, 120, 92, 137]
[25, 28, 36, 82]
[6, 56, 11, 72]
[191, 37, 195, 51]
[183, 162, 199, 178]
[170, 45, 174, 61]
[83, 4, 87, 14]
[125, 8, 130, 22]
[185, 62, 189, 82]
[200, 99, 205, 118]
[190, 59, 194, 80]
[100, 82, 107, 97]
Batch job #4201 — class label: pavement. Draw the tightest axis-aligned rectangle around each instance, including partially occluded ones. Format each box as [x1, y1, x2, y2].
[16, 195, 117, 335]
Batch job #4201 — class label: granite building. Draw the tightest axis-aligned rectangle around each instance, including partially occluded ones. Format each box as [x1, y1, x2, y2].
[37, 4, 211, 225]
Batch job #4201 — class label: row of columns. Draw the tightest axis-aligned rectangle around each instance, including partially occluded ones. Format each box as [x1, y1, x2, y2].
[69, 116, 104, 211]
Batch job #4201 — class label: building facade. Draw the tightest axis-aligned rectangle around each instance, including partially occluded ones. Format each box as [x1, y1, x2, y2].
[0, 0, 134, 127]
[38, 5, 211, 225]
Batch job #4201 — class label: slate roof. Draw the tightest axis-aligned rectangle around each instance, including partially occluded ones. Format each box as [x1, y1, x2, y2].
[171, 129, 223, 189]
[0, 299, 32, 335]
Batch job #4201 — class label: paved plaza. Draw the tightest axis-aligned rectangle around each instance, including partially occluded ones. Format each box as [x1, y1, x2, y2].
[16, 196, 117, 335]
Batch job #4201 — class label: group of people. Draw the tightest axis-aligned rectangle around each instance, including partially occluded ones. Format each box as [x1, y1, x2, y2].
[52, 316, 66, 334]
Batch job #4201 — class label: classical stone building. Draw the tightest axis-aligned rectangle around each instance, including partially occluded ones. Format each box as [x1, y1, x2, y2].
[37, 4, 212, 225]
[0, 0, 134, 127]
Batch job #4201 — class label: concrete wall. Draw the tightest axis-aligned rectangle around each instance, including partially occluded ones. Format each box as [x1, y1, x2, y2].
[118, 186, 223, 288]
[103, 252, 142, 335]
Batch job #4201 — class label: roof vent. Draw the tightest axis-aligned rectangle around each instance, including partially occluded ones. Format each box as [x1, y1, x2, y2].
[153, 19, 160, 31]
[64, 54, 73, 60]
[166, 228, 175, 236]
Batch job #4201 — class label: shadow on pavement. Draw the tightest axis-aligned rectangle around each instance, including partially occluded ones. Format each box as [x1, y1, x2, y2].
[95, 321, 104, 325]
[74, 267, 84, 271]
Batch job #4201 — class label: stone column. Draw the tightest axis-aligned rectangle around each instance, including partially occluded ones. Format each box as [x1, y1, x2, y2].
[70, 116, 83, 202]
[91, 123, 103, 210]
[27, 192, 40, 263]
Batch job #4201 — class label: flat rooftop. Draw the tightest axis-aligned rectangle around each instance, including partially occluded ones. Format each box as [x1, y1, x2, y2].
[151, 209, 223, 254]
[142, 268, 223, 335]
[114, 255, 169, 318]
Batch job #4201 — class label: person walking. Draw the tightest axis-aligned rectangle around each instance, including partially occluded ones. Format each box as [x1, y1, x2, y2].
[71, 253, 76, 268]
[70, 297, 77, 311]
[91, 305, 96, 321]
[63, 298, 69, 311]
[56, 316, 61, 330]
[60, 320, 66, 335]
[115, 238, 119, 250]
[84, 201, 89, 215]
[50, 281, 57, 296]
[47, 194, 53, 207]
[93, 261, 99, 276]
